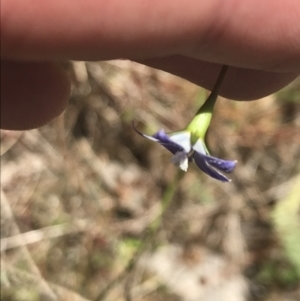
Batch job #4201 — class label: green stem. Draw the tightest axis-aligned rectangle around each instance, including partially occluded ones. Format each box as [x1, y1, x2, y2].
[150, 169, 184, 232]
[195, 65, 228, 115]
[186, 65, 228, 140]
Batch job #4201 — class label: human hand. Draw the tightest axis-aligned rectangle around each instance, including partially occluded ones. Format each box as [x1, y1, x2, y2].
[2, 0, 300, 130]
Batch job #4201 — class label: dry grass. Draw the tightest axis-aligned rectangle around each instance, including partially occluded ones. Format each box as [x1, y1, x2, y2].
[1, 61, 300, 301]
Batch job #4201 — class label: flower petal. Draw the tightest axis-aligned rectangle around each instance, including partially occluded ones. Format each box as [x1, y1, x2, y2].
[169, 132, 191, 153]
[132, 123, 184, 154]
[192, 139, 207, 155]
[202, 154, 237, 173]
[170, 151, 189, 172]
[192, 138, 236, 176]
[153, 130, 187, 154]
[193, 152, 231, 182]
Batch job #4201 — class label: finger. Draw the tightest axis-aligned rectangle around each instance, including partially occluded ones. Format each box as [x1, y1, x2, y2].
[1, 61, 71, 130]
[140, 56, 299, 100]
[2, 0, 300, 72]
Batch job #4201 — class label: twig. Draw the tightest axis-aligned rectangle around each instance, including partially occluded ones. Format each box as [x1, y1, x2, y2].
[1, 222, 89, 251]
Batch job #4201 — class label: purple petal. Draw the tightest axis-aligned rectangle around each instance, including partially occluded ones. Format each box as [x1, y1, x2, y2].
[132, 123, 184, 155]
[153, 130, 188, 154]
[201, 154, 237, 173]
[193, 152, 231, 182]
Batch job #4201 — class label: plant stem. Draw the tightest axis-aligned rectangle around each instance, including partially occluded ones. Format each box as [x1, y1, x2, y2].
[195, 65, 228, 115]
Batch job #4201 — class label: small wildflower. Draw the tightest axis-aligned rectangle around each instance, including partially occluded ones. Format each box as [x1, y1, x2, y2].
[133, 66, 237, 182]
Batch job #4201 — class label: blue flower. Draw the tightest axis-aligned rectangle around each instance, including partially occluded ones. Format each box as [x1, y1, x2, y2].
[133, 66, 237, 182]
[133, 124, 236, 182]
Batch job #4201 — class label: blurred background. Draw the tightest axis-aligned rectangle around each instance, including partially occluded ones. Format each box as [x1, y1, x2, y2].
[1, 60, 300, 301]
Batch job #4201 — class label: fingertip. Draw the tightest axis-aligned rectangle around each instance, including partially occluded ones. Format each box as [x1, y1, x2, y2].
[1, 60, 71, 130]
